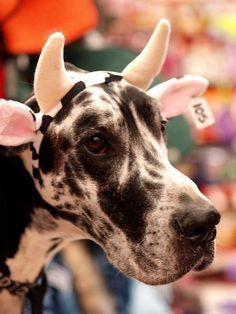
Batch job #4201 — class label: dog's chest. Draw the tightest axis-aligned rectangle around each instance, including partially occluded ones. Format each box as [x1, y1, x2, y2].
[0, 290, 23, 314]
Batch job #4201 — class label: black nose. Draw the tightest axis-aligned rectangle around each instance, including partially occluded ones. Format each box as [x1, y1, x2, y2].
[173, 206, 220, 244]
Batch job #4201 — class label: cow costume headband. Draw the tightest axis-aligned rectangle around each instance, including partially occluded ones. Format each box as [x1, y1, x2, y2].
[30, 71, 122, 184]
[0, 19, 211, 185]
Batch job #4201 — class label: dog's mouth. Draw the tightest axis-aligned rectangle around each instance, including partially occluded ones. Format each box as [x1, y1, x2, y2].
[174, 224, 217, 273]
[103, 229, 216, 286]
[136, 238, 216, 284]
[192, 242, 215, 271]
[193, 257, 212, 271]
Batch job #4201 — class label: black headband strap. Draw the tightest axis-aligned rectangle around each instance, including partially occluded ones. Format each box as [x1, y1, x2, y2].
[61, 81, 86, 106]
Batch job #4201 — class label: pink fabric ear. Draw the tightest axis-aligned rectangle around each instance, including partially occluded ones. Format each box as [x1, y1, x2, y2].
[0, 99, 36, 146]
[147, 75, 209, 118]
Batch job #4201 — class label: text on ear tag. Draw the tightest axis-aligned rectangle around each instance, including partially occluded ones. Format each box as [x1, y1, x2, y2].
[188, 97, 215, 129]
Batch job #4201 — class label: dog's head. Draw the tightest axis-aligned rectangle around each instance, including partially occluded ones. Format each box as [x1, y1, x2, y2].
[0, 20, 220, 284]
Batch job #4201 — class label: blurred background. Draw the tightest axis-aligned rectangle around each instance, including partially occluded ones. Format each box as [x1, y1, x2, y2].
[1, 0, 236, 313]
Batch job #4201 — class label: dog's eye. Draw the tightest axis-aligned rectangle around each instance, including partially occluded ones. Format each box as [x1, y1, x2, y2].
[84, 134, 109, 156]
[161, 120, 167, 132]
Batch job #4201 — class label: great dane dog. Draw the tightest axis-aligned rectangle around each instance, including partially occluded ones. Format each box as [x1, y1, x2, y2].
[0, 20, 220, 313]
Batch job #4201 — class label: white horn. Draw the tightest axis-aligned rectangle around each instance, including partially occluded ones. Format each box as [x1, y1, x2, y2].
[122, 19, 170, 90]
[34, 32, 74, 113]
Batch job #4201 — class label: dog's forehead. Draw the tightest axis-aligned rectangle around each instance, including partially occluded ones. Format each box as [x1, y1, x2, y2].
[59, 79, 162, 133]
[77, 83, 123, 117]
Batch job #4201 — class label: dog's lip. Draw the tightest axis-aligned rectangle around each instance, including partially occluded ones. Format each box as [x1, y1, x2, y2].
[193, 256, 211, 271]
[203, 227, 216, 243]
[192, 243, 215, 271]
[193, 254, 204, 270]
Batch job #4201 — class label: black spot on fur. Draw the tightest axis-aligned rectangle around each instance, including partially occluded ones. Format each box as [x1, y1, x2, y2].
[30, 143, 39, 160]
[118, 96, 140, 140]
[143, 150, 163, 168]
[145, 168, 162, 179]
[128, 150, 135, 172]
[77, 152, 114, 184]
[143, 180, 163, 196]
[0, 154, 35, 262]
[100, 95, 112, 104]
[67, 154, 85, 180]
[0, 263, 10, 277]
[101, 83, 121, 104]
[57, 134, 71, 152]
[39, 134, 55, 174]
[51, 180, 64, 189]
[32, 166, 43, 186]
[132, 97, 161, 139]
[73, 112, 100, 134]
[74, 91, 93, 106]
[120, 85, 161, 139]
[79, 100, 94, 108]
[52, 194, 60, 201]
[98, 175, 152, 243]
[64, 202, 73, 210]
[104, 111, 113, 118]
[63, 163, 83, 197]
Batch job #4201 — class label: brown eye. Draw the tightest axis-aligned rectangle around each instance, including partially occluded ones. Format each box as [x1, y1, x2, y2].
[161, 120, 167, 132]
[84, 134, 109, 156]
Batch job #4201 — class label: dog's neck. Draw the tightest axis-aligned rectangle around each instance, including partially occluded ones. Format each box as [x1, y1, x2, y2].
[5, 210, 82, 283]
[0, 221, 56, 314]
[0, 290, 23, 314]
[0, 208, 85, 313]
[0, 149, 85, 312]
[8, 217, 83, 283]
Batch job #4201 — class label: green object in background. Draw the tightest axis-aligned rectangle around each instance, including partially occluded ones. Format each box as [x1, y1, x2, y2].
[167, 116, 194, 156]
[66, 46, 136, 72]
[66, 45, 161, 86]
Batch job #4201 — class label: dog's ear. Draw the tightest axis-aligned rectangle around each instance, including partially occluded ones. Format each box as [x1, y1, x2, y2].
[147, 75, 209, 118]
[0, 100, 36, 146]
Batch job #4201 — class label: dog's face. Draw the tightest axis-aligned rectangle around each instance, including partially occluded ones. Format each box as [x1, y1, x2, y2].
[0, 21, 220, 285]
[31, 76, 218, 285]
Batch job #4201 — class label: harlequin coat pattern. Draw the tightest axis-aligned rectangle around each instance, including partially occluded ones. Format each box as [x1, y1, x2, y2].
[0, 20, 220, 313]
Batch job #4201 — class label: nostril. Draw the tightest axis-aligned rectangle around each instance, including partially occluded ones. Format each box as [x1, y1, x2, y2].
[187, 226, 206, 238]
[173, 205, 220, 244]
[174, 218, 208, 242]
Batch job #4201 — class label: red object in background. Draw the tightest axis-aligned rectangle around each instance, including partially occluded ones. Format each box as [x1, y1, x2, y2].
[193, 124, 219, 145]
[0, 60, 4, 98]
[0, 0, 99, 54]
[202, 183, 236, 213]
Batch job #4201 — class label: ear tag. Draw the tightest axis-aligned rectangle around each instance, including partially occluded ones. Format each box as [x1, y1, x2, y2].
[188, 97, 215, 129]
